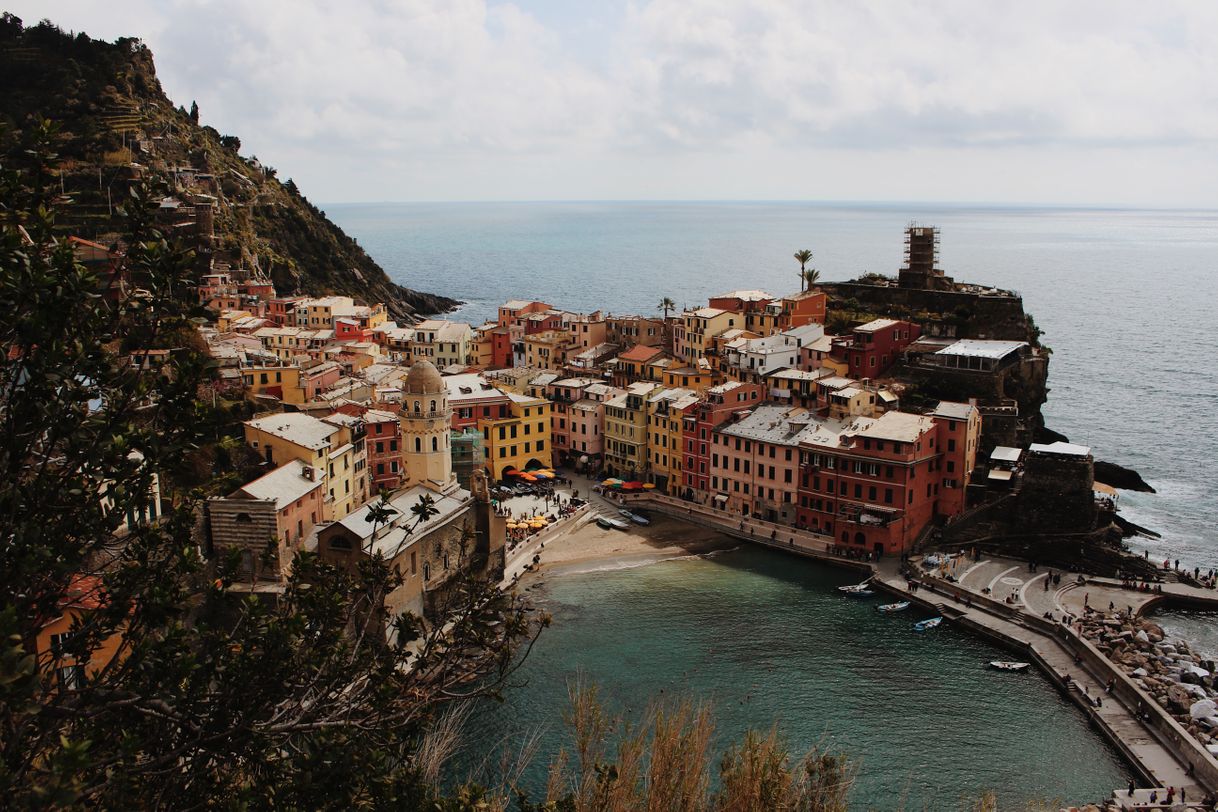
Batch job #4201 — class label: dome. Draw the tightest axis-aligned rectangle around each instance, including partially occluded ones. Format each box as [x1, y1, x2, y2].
[405, 359, 445, 395]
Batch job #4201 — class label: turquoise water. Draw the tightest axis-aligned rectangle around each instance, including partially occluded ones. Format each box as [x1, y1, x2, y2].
[457, 546, 1129, 809]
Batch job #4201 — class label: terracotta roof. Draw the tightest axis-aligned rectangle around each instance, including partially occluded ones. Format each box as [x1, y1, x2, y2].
[617, 344, 664, 363]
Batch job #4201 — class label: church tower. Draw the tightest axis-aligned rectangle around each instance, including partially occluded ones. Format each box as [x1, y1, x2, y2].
[401, 360, 457, 494]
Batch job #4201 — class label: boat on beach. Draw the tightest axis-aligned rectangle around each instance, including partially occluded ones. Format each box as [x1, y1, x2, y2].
[596, 515, 630, 531]
[913, 617, 943, 632]
[877, 601, 910, 613]
[619, 509, 650, 526]
[988, 661, 1030, 672]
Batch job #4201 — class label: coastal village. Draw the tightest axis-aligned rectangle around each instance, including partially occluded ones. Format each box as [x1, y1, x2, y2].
[59, 215, 1218, 809]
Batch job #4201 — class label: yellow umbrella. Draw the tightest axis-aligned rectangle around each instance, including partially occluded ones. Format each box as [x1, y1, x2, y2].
[643, 483, 657, 489]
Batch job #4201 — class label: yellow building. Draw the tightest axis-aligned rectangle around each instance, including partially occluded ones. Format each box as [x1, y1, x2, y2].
[662, 366, 714, 391]
[295, 296, 357, 329]
[603, 381, 660, 479]
[412, 320, 473, 369]
[524, 329, 577, 371]
[244, 411, 366, 519]
[241, 360, 342, 405]
[478, 393, 552, 480]
[646, 387, 698, 495]
[673, 307, 739, 368]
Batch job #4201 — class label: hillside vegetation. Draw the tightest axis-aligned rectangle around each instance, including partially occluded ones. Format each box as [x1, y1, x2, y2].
[0, 14, 457, 321]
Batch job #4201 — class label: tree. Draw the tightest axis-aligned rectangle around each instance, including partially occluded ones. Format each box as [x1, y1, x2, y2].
[803, 267, 821, 290]
[657, 297, 675, 320]
[0, 130, 541, 808]
[188, 100, 198, 124]
[794, 249, 813, 291]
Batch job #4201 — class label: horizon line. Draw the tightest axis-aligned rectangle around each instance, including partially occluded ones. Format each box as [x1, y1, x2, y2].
[318, 198, 1218, 213]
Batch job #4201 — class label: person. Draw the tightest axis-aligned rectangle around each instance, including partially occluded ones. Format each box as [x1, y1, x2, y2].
[1127, 779, 1134, 797]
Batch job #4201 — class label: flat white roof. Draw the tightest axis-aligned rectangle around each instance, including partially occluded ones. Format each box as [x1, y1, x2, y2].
[856, 318, 899, 332]
[931, 401, 976, 421]
[1029, 441, 1091, 457]
[990, 446, 1022, 463]
[935, 339, 1027, 359]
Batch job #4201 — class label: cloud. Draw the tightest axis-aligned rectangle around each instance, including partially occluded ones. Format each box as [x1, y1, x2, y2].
[12, 0, 1218, 204]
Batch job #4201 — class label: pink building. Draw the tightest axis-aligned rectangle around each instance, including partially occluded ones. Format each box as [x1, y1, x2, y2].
[566, 382, 622, 470]
[709, 404, 805, 524]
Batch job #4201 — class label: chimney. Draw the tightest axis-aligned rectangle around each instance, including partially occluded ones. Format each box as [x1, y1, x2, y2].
[302, 466, 315, 482]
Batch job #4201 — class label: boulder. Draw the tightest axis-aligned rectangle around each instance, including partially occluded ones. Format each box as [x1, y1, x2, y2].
[1189, 698, 1216, 719]
[1131, 667, 1149, 678]
[1168, 684, 1192, 713]
[1136, 630, 1151, 643]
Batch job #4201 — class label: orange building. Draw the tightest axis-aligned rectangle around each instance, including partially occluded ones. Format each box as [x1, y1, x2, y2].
[36, 575, 125, 691]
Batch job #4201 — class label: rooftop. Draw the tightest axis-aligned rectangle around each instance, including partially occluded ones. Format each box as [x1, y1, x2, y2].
[1029, 441, 1092, 458]
[238, 460, 323, 509]
[246, 413, 339, 451]
[930, 401, 977, 421]
[855, 318, 900, 333]
[713, 289, 773, 302]
[853, 411, 935, 444]
[935, 339, 1028, 359]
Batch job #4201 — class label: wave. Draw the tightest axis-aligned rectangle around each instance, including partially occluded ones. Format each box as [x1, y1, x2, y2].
[557, 546, 741, 576]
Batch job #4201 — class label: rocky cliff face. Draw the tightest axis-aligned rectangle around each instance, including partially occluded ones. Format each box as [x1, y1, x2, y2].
[0, 15, 457, 321]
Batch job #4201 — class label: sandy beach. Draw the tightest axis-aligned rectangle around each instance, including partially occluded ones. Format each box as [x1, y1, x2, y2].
[519, 500, 739, 582]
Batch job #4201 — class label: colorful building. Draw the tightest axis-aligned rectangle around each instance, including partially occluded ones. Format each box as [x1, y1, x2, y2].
[206, 459, 326, 585]
[243, 411, 366, 520]
[646, 387, 698, 494]
[478, 393, 552, 480]
[603, 382, 661, 479]
[681, 381, 764, 498]
[831, 318, 920, 379]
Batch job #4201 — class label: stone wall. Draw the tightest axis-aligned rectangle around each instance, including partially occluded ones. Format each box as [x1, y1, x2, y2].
[821, 282, 1038, 343]
[206, 497, 282, 582]
[1016, 452, 1096, 531]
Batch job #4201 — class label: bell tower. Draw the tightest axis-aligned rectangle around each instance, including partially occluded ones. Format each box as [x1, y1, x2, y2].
[400, 360, 456, 494]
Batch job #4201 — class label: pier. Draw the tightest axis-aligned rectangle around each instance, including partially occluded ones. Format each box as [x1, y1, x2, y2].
[619, 490, 1218, 805]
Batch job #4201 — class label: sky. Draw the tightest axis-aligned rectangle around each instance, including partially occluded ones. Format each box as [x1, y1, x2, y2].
[12, 1, 1218, 206]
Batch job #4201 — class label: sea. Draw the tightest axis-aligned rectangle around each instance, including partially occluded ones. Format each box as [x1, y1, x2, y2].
[328, 201, 1217, 804]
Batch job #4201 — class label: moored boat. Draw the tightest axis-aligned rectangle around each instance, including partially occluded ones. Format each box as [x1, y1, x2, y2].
[877, 601, 910, 613]
[619, 509, 650, 526]
[988, 661, 1030, 671]
[837, 580, 873, 595]
[913, 617, 943, 632]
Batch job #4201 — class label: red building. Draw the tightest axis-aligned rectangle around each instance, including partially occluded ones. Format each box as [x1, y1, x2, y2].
[267, 296, 307, 327]
[364, 408, 404, 491]
[680, 381, 764, 498]
[831, 318, 920, 379]
[792, 405, 978, 557]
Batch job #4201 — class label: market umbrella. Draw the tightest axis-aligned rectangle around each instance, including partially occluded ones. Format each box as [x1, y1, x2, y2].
[642, 483, 656, 490]
[623, 481, 644, 490]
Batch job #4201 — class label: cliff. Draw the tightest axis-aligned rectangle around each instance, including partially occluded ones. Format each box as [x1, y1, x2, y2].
[0, 14, 458, 321]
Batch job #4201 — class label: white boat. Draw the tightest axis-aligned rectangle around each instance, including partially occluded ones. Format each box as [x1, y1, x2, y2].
[877, 601, 910, 613]
[837, 580, 873, 595]
[989, 661, 1030, 672]
[913, 617, 943, 632]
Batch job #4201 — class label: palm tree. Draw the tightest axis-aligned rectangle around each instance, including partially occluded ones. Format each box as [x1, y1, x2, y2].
[657, 297, 676, 320]
[794, 250, 813, 291]
[803, 268, 821, 291]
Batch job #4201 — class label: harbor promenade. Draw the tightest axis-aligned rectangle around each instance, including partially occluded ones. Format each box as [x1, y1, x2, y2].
[619, 490, 1216, 806]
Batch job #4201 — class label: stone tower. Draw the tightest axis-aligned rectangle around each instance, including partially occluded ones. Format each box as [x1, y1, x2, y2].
[401, 360, 456, 494]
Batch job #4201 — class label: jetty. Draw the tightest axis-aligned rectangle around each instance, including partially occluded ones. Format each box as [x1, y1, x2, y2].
[622, 489, 1218, 805]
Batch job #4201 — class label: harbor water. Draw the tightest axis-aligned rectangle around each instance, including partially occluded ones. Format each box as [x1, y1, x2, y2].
[454, 546, 1128, 808]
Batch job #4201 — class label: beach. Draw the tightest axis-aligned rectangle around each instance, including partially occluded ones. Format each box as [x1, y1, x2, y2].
[510, 483, 739, 582]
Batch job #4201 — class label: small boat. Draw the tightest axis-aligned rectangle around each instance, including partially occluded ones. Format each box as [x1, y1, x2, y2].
[989, 661, 1030, 672]
[877, 601, 910, 613]
[913, 617, 943, 632]
[837, 580, 873, 595]
[619, 509, 651, 526]
[603, 517, 630, 531]
[595, 516, 614, 530]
